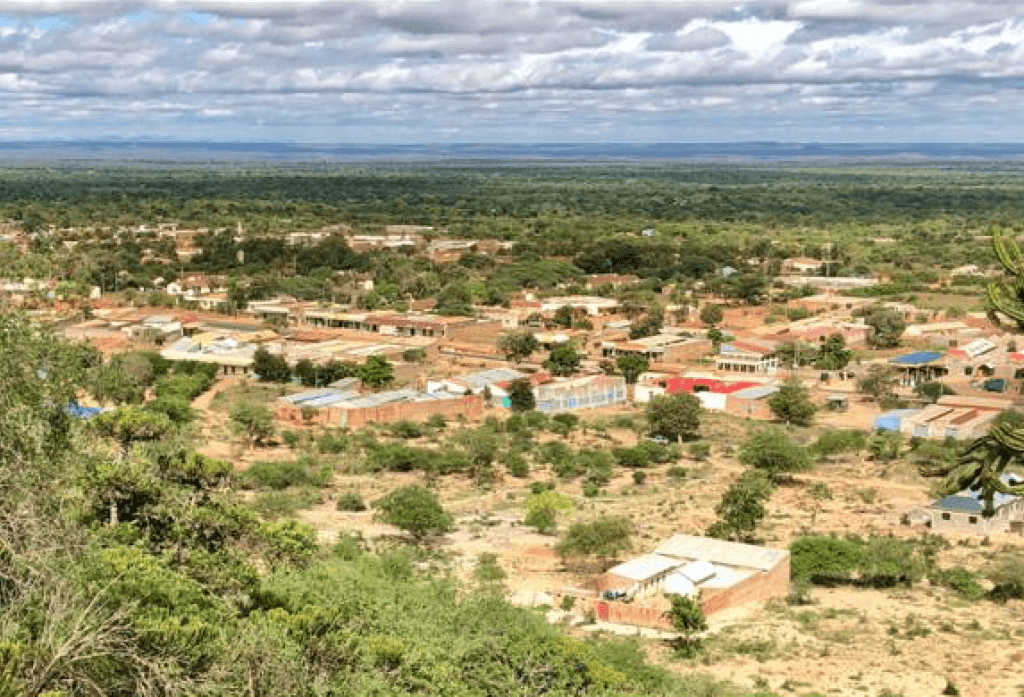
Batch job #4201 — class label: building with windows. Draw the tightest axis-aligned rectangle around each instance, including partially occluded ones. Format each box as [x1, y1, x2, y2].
[906, 474, 1024, 536]
[716, 340, 778, 375]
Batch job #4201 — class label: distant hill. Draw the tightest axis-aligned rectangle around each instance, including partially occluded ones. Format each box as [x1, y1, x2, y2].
[3, 140, 1024, 163]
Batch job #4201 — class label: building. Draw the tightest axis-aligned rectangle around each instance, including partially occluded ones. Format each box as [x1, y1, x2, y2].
[586, 274, 639, 290]
[160, 335, 256, 376]
[899, 404, 998, 441]
[532, 374, 627, 413]
[781, 257, 823, 275]
[573, 534, 789, 628]
[888, 351, 947, 386]
[538, 296, 619, 317]
[906, 474, 1024, 536]
[635, 377, 762, 411]
[599, 334, 713, 364]
[716, 340, 779, 375]
[724, 384, 780, 420]
[426, 368, 529, 397]
[276, 387, 483, 429]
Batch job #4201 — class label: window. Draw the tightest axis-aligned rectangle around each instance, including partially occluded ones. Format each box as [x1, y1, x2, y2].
[941, 512, 951, 521]
[969, 516, 978, 524]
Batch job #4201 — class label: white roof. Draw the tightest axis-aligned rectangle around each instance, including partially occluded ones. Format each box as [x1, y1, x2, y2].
[655, 534, 788, 572]
[662, 573, 696, 597]
[605, 554, 678, 582]
[679, 559, 716, 584]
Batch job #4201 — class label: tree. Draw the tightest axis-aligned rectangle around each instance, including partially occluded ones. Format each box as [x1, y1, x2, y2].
[699, 304, 724, 326]
[628, 307, 663, 340]
[768, 379, 817, 426]
[355, 355, 394, 388]
[707, 470, 773, 542]
[665, 595, 707, 654]
[865, 307, 907, 348]
[616, 354, 650, 385]
[645, 392, 701, 443]
[739, 428, 812, 482]
[555, 515, 634, 563]
[814, 334, 852, 371]
[230, 401, 276, 447]
[293, 358, 320, 387]
[506, 378, 536, 412]
[253, 347, 291, 382]
[92, 406, 173, 454]
[857, 364, 897, 403]
[914, 380, 948, 403]
[90, 352, 156, 405]
[552, 304, 575, 329]
[497, 330, 540, 363]
[543, 344, 581, 377]
[524, 490, 574, 534]
[373, 485, 453, 541]
[435, 282, 475, 316]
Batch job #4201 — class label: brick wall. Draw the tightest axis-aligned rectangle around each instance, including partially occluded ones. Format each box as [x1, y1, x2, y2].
[699, 557, 790, 617]
[723, 395, 774, 420]
[447, 320, 505, 345]
[560, 556, 791, 631]
[275, 393, 484, 429]
[342, 393, 484, 429]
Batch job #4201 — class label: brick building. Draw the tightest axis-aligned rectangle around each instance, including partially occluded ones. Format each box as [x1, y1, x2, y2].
[564, 534, 790, 630]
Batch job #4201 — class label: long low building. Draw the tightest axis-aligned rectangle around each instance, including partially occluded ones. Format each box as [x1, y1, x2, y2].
[276, 387, 484, 428]
[566, 534, 790, 629]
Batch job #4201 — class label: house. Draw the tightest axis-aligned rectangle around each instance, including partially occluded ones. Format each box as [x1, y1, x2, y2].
[724, 384, 780, 420]
[906, 474, 1024, 536]
[781, 257, 823, 275]
[426, 368, 529, 397]
[573, 534, 789, 628]
[586, 274, 639, 290]
[635, 377, 762, 411]
[276, 387, 483, 429]
[716, 340, 779, 375]
[532, 374, 627, 413]
[599, 334, 713, 364]
[888, 351, 947, 387]
[900, 404, 998, 441]
[539, 295, 619, 317]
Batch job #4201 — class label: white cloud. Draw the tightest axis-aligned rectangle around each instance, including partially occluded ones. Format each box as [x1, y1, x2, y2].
[0, 1, 1011, 140]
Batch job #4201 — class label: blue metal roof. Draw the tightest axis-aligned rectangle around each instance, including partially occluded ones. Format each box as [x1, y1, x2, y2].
[889, 351, 943, 366]
[933, 474, 1024, 512]
[873, 408, 920, 431]
[933, 495, 984, 513]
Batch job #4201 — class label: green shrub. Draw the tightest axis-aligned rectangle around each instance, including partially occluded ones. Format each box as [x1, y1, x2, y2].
[790, 536, 863, 582]
[251, 488, 323, 519]
[242, 456, 331, 490]
[317, 431, 348, 454]
[582, 481, 600, 498]
[336, 491, 367, 512]
[632, 471, 647, 485]
[386, 420, 424, 439]
[425, 414, 447, 429]
[505, 454, 530, 478]
[281, 430, 301, 448]
[687, 442, 711, 461]
[666, 465, 688, 480]
[811, 429, 867, 457]
[934, 566, 985, 601]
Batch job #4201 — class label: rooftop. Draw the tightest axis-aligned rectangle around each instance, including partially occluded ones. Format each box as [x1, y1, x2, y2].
[889, 351, 944, 366]
[654, 533, 788, 572]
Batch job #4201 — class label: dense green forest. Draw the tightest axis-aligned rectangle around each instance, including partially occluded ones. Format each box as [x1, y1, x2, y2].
[3, 161, 1014, 308]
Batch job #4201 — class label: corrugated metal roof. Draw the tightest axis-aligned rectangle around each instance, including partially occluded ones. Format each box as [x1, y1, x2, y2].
[933, 495, 984, 513]
[654, 534, 788, 572]
[889, 351, 943, 365]
[605, 554, 679, 581]
[730, 385, 779, 401]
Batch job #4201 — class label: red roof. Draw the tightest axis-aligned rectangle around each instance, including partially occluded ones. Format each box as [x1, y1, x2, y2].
[947, 349, 968, 359]
[665, 378, 759, 395]
[1011, 352, 1024, 362]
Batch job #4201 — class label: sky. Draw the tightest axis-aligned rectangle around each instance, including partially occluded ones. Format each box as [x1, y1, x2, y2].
[0, 1, 1023, 143]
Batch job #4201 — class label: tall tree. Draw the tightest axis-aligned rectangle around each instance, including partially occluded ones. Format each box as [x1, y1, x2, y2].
[645, 392, 701, 443]
[543, 345, 581, 377]
[865, 308, 907, 348]
[497, 330, 540, 364]
[768, 379, 817, 426]
[616, 354, 650, 385]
